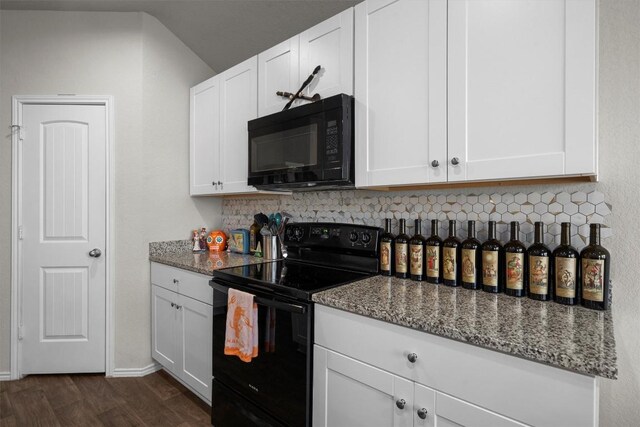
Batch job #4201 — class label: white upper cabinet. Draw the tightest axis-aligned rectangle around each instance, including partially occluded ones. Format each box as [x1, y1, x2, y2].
[447, 0, 597, 182]
[219, 56, 258, 194]
[355, 0, 597, 189]
[190, 77, 220, 195]
[190, 56, 258, 196]
[299, 8, 354, 100]
[258, 37, 300, 116]
[258, 8, 354, 118]
[355, 0, 448, 188]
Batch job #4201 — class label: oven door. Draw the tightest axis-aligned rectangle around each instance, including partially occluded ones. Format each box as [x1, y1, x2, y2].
[211, 279, 312, 427]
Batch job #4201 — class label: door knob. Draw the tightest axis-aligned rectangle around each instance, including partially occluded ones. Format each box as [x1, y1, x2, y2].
[451, 157, 460, 166]
[407, 353, 418, 363]
[396, 399, 406, 410]
[89, 248, 102, 258]
[417, 408, 428, 419]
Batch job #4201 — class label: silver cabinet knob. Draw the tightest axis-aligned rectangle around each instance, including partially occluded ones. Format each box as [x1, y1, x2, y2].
[407, 353, 418, 363]
[175, 305, 182, 310]
[217, 181, 223, 186]
[212, 181, 216, 186]
[170, 302, 175, 308]
[431, 160, 439, 168]
[89, 248, 102, 258]
[173, 279, 179, 284]
[396, 399, 406, 410]
[417, 408, 428, 419]
[451, 157, 460, 166]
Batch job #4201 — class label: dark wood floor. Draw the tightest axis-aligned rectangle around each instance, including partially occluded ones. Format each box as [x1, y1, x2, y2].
[0, 370, 211, 426]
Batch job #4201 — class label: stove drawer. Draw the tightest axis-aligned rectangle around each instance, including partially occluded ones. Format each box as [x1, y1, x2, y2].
[314, 304, 597, 427]
[151, 262, 212, 304]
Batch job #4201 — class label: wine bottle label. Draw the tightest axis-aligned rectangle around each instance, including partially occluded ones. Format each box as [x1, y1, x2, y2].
[426, 245, 440, 278]
[482, 250, 499, 287]
[395, 243, 408, 274]
[555, 257, 577, 298]
[410, 244, 424, 275]
[443, 247, 457, 280]
[462, 249, 476, 283]
[380, 242, 392, 272]
[505, 253, 524, 290]
[529, 255, 549, 295]
[582, 259, 605, 302]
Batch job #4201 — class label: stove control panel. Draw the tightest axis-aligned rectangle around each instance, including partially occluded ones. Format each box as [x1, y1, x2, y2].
[284, 222, 382, 254]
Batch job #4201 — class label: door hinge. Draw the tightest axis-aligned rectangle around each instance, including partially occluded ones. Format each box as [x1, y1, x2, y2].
[10, 125, 24, 141]
[18, 325, 24, 340]
[18, 226, 23, 240]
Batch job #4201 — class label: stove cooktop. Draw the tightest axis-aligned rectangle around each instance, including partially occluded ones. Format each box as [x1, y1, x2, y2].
[212, 259, 369, 300]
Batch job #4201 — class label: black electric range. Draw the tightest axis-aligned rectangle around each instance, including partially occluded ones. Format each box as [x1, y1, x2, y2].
[210, 222, 382, 427]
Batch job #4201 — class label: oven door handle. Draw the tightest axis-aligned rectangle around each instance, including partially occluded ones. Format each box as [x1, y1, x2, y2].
[211, 280, 307, 314]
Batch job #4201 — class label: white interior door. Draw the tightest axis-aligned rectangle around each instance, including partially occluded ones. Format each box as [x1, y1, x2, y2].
[20, 102, 107, 374]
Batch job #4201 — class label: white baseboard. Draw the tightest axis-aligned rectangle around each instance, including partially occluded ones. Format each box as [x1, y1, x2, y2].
[110, 363, 161, 378]
[0, 372, 11, 381]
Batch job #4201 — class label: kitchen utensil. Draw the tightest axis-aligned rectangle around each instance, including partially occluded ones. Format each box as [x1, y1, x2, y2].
[263, 235, 282, 260]
[254, 213, 269, 227]
[275, 212, 282, 227]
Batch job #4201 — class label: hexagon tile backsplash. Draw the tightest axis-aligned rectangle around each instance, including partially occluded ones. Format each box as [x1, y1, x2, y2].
[222, 190, 612, 250]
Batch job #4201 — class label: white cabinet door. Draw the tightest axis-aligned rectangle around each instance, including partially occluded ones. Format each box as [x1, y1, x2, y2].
[355, 0, 447, 188]
[177, 294, 213, 403]
[414, 383, 436, 427]
[190, 76, 221, 195]
[299, 8, 354, 99]
[258, 37, 300, 116]
[447, 0, 597, 182]
[435, 392, 526, 427]
[151, 285, 178, 372]
[313, 346, 414, 427]
[219, 56, 258, 194]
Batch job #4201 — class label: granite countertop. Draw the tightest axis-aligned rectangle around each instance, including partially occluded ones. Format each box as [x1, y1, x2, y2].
[313, 276, 617, 379]
[149, 240, 267, 275]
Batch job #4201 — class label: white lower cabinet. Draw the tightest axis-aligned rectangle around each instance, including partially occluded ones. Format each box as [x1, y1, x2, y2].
[151, 263, 212, 404]
[314, 305, 599, 427]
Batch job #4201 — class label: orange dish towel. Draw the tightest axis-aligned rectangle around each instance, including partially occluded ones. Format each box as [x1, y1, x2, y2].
[224, 289, 258, 362]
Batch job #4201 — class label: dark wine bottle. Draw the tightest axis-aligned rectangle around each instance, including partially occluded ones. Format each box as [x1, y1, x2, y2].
[410, 219, 426, 281]
[527, 222, 552, 301]
[461, 221, 482, 290]
[580, 224, 610, 310]
[504, 221, 526, 297]
[442, 220, 461, 287]
[395, 219, 410, 279]
[553, 222, 580, 306]
[425, 219, 443, 284]
[481, 221, 503, 293]
[380, 218, 395, 276]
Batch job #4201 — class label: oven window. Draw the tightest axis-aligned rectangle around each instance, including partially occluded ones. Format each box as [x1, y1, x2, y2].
[250, 124, 318, 172]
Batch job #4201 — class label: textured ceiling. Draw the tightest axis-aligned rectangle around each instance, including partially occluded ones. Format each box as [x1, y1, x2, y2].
[0, 0, 359, 73]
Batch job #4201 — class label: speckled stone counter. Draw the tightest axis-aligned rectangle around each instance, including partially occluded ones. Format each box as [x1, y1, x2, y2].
[313, 275, 617, 379]
[149, 240, 267, 275]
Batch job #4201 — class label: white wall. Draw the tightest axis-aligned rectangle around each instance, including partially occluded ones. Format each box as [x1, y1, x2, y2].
[0, 10, 222, 372]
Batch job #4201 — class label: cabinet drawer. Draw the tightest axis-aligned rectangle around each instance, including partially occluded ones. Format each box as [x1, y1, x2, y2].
[315, 305, 597, 427]
[436, 392, 525, 427]
[151, 262, 212, 304]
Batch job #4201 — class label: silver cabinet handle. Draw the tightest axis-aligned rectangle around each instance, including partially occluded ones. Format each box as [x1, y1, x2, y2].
[407, 353, 418, 363]
[396, 399, 406, 410]
[89, 248, 102, 258]
[431, 160, 439, 168]
[417, 408, 428, 419]
[451, 157, 460, 166]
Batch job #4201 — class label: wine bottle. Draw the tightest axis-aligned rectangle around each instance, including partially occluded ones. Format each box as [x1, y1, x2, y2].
[425, 219, 443, 284]
[527, 222, 552, 301]
[443, 220, 461, 287]
[395, 219, 410, 279]
[461, 221, 482, 290]
[553, 222, 580, 306]
[504, 221, 526, 297]
[481, 221, 503, 293]
[410, 219, 426, 281]
[580, 224, 610, 310]
[380, 218, 395, 276]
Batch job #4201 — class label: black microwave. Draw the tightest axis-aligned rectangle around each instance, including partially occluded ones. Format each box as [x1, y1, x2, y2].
[247, 93, 354, 191]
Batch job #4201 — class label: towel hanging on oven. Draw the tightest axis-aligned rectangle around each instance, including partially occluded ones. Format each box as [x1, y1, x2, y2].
[224, 288, 259, 362]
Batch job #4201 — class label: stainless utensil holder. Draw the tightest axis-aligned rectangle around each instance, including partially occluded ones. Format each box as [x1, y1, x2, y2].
[263, 235, 282, 260]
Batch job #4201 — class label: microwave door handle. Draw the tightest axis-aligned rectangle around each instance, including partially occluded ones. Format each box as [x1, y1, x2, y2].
[211, 280, 306, 314]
